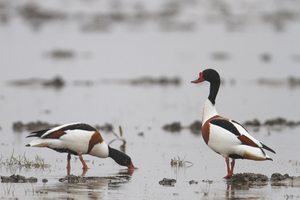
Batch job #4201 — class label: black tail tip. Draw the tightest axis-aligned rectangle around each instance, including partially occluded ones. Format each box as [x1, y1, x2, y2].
[266, 157, 273, 161]
[262, 143, 276, 154]
[25, 144, 30, 147]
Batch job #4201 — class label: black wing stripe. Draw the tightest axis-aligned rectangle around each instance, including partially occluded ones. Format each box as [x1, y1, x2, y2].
[26, 123, 96, 139]
[60, 123, 96, 132]
[210, 119, 241, 136]
[26, 129, 49, 138]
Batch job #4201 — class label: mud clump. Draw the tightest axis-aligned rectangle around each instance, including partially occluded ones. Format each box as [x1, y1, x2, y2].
[270, 173, 290, 181]
[270, 173, 300, 187]
[59, 175, 88, 183]
[1, 174, 37, 183]
[13, 121, 114, 133]
[43, 77, 65, 88]
[264, 118, 287, 126]
[137, 132, 144, 137]
[129, 77, 181, 86]
[94, 123, 114, 132]
[258, 77, 300, 88]
[189, 120, 202, 134]
[42, 178, 48, 183]
[46, 49, 75, 59]
[230, 173, 268, 184]
[79, 1, 194, 32]
[2, 0, 300, 33]
[0, 2, 9, 24]
[162, 122, 182, 132]
[9, 76, 65, 89]
[202, 179, 213, 184]
[12, 121, 58, 132]
[162, 120, 202, 134]
[243, 117, 300, 130]
[19, 3, 66, 28]
[59, 175, 131, 185]
[103, 76, 181, 86]
[164, 117, 300, 134]
[264, 117, 300, 127]
[159, 178, 176, 187]
[260, 53, 272, 63]
[288, 77, 300, 87]
[243, 118, 261, 127]
[189, 180, 198, 185]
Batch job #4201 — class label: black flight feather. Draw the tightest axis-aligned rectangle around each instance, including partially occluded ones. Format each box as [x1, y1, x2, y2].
[26, 129, 49, 138]
[261, 143, 276, 154]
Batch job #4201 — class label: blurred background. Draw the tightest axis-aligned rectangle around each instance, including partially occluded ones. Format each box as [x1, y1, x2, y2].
[0, 0, 299, 123]
[0, 0, 300, 199]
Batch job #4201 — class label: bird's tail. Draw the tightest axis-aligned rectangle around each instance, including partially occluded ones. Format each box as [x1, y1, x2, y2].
[239, 145, 273, 161]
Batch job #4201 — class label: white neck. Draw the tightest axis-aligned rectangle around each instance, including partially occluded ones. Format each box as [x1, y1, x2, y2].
[202, 99, 218, 124]
[89, 142, 109, 158]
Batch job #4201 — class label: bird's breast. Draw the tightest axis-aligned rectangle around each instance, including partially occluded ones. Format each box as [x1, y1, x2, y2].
[202, 115, 221, 144]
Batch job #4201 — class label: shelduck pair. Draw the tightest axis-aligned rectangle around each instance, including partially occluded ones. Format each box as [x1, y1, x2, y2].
[26, 68, 275, 179]
[192, 69, 275, 179]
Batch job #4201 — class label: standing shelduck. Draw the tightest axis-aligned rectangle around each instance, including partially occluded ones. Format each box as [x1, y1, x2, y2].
[191, 69, 275, 179]
[26, 123, 135, 175]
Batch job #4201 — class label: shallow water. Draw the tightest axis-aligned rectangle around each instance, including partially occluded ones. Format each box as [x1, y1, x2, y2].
[1, 0, 300, 199]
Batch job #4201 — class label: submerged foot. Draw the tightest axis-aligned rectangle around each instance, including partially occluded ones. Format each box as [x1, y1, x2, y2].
[224, 173, 233, 179]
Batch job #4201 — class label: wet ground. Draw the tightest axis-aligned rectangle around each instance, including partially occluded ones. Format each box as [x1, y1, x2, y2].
[1, 0, 300, 199]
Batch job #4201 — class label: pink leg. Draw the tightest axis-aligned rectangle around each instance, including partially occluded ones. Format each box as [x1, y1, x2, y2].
[81, 168, 88, 176]
[79, 154, 88, 170]
[230, 159, 235, 175]
[66, 153, 71, 175]
[224, 157, 233, 179]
